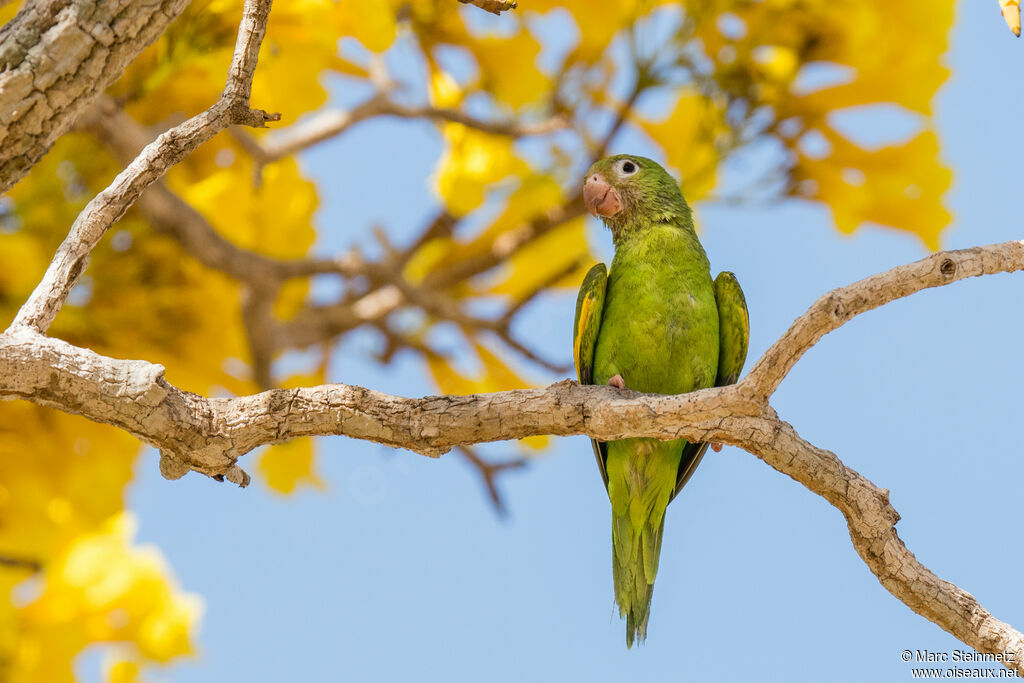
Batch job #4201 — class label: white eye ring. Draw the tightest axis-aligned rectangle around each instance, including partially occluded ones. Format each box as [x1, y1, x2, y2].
[615, 159, 639, 176]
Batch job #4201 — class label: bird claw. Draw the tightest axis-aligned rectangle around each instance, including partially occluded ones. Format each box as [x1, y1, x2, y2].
[607, 374, 626, 391]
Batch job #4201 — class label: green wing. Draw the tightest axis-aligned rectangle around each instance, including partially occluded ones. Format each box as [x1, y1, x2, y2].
[573, 263, 609, 488]
[713, 271, 749, 386]
[670, 271, 750, 501]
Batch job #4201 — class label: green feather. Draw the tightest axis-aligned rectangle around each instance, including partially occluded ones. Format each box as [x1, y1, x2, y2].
[573, 154, 749, 647]
[714, 271, 750, 386]
[573, 262, 609, 487]
[669, 273, 749, 501]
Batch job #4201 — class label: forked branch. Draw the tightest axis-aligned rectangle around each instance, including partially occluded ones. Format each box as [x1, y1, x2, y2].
[4, 239, 1024, 671]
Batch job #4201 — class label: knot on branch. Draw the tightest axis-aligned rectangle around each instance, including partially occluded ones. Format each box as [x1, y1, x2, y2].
[457, 0, 518, 14]
[879, 487, 900, 523]
[229, 102, 281, 128]
[159, 450, 191, 480]
[413, 445, 452, 457]
[939, 257, 957, 279]
[825, 295, 847, 322]
[212, 464, 252, 487]
[160, 449, 252, 487]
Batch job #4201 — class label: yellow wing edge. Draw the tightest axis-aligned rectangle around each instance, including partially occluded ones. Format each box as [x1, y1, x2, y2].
[573, 262, 608, 385]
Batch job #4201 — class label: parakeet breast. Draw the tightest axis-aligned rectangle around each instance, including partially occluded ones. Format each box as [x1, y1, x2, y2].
[593, 223, 718, 395]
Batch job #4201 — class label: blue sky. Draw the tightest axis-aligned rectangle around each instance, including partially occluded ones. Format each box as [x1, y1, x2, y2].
[104, 2, 1024, 681]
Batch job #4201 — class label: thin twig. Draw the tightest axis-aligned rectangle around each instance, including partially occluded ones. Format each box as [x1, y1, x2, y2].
[80, 96, 363, 287]
[457, 445, 527, 516]
[500, 255, 588, 324]
[422, 195, 587, 291]
[237, 94, 567, 169]
[0, 553, 42, 573]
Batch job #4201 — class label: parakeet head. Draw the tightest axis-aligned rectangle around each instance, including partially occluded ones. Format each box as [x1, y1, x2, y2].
[583, 155, 692, 240]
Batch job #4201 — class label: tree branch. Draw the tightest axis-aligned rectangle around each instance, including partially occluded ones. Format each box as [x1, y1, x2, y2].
[750, 417, 1024, 672]
[422, 195, 587, 290]
[457, 445, 527, 517]
[9, 0, 280, 334]
[0, 326, 757, 473]
[0, 0, 191, 194]
[232, 93, 567, 174]
[457, 0, 518, 16]
[6, 6, 1022, 656]
[0, 553, 42, 573]
[743, 241, 1024, 396]
[5, 239, 1024, 670]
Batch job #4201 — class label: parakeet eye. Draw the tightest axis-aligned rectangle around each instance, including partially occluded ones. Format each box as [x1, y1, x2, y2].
[616, 159, 638, 176]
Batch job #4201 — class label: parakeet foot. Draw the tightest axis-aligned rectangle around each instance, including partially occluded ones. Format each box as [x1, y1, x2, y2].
[710, 443, 723, 452]
[607, 374, 626, 391]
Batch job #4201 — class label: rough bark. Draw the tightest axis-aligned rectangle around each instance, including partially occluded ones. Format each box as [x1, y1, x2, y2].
[5, 239, 1024, 672]
[0, 0, 193, 193]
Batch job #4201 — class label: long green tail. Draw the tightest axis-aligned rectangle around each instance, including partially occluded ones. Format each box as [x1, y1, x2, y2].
[606, 437, 681, 648]
[612, 509, 666, 647]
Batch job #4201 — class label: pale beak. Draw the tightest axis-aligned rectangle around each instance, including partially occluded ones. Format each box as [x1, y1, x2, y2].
[584, 174, 623, 218]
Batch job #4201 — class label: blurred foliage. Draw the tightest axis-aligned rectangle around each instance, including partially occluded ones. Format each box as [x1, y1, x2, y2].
[0, 0, 952, 678]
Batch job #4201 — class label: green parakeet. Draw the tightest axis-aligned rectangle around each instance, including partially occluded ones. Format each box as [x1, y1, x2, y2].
[574, 155, 749, 647]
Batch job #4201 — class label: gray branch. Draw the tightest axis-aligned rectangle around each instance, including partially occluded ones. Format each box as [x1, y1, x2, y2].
[241, 93, 567, 166]
[0, 0, 191, 193]
[4, 238, 1024, 671]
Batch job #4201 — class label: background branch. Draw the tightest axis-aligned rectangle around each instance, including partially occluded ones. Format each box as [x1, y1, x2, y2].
[237, 93, 567, 171]
[78, 89, 574, 380]
[457, 445, 528, 516]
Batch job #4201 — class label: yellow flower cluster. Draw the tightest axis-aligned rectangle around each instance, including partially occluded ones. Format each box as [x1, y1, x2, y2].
[691, 0, 953, 247]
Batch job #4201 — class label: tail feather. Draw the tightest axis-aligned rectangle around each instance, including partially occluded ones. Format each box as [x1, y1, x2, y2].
[642, 516, 663, 583]
[607, 437, 683, 648]
[606, 516, 663, 651]
[613, 511, 666, 648]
